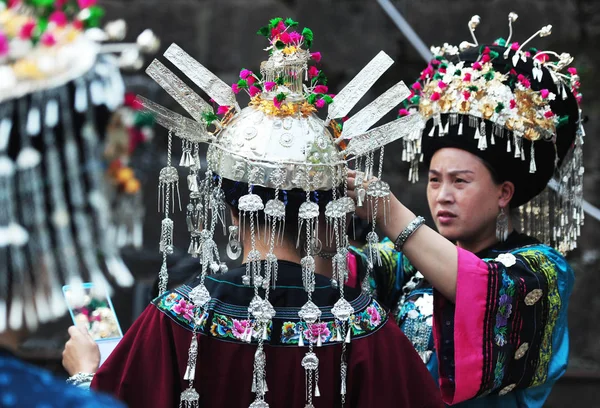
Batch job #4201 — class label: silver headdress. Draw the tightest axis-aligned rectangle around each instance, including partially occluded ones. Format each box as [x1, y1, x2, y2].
[140, 17, 424, 408]
[403, 13, 584, 253]
[0, 2, 158, 330]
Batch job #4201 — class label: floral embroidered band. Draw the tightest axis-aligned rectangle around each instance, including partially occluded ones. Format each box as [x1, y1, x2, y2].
[153, 287, 387, 346]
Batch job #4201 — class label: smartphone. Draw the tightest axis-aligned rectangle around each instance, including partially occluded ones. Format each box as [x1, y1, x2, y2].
[62, 283, 123, 366]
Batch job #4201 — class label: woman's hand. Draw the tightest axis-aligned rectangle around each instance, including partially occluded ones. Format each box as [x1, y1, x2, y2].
[346, 169, 402, 226]
[62, 326, 101, 376]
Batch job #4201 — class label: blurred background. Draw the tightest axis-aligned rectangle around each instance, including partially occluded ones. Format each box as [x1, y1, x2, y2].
[21, 0, 600, 405]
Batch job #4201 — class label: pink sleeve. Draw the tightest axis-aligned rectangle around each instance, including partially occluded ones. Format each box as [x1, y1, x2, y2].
[346, 251, 359, 288]
[432, 247, 489, 404]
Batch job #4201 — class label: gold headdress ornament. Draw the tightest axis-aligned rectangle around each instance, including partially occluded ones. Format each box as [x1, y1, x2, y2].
[401, 13, 584, 253]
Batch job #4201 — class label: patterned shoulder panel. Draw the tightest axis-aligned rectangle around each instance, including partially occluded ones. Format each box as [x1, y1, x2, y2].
[472, 242, 572, 396]
[152, 288, 388, 347]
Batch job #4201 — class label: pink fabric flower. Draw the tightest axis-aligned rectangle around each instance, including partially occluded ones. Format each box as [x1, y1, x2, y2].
[271, 27, 281, 38]
[264, 81, 276, 92]
[437, 81, 447, 89]
[509, 68, 518, 76]
[472, 62, 482, 70]
[246, 76, 256, 86]
[41, 33, 56, 47]
[342, 116, 349, 122]
[54, 0, 68, 6]
[509, 99, 516, 109]
[568, 67, 578, 75]
[481, 54, 491, 63]
[544, 110, 554, 118]
[419, 65, 434, 80]
[289, 31, 303, 44]
[463, 73, 472, 82]
[431, 59, 440, 66]
[77, 0, 96, 8]
[310, 52, 321, 62]
[536, 53, 549, 62]
[313, 84, 328, 94]
[239, 69, 252, 79]
[524, 51, 531, 57]
[276, 20, 286, 32]
[510, 42, 520, 51]
[462, 90, 471, 100]
[279, 31, 291, 44]
[273, 97, 282, 109]
[540, 89, 550, 99]
[172, 300, 194, 322]
[398, 108, 410, 117]
[315, 99, 326, 108]
[19, 21, 36, 39]
[430, 92, 441, 101]
[49, 11, 68, 27]
[231, 83, 240, 94]
[0, 33, 8, 57]
[328, 93, 336, 99]
[248, 86, 261, 97]
[308, 66, 319, 78]
[411, 81, 422, 91]
[483, 46, 491, 55]
[517, 74, 531, 88]
[217, 105, 230, 115]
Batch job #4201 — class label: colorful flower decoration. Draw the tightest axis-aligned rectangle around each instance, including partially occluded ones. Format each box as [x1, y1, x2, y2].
[399, 17, 582, 150]
[225, 17, 333, 116]
[0, 0, 106, 80]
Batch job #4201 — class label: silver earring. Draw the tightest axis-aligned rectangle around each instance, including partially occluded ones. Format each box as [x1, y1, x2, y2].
[226, 225, 242, 260]
[496, 207, 509, 242]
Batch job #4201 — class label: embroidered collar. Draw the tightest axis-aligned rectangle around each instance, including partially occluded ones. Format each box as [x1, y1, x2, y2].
[153, 262, 388, 346]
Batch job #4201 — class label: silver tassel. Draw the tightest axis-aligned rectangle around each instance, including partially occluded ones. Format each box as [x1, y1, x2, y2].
[183, 335, 198, 381]
[179, 388, 199, 408]
[529, 142, 537, 173]
[340, 362, 348, 396]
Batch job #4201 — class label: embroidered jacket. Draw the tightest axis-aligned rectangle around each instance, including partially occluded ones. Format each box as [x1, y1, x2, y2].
[352, 232, 574, 408]
[92, 260, 444, 408]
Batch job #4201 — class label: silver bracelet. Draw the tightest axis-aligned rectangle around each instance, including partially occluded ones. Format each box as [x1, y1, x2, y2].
[394, 216, 426, 251]
[66, 372, 95, 388]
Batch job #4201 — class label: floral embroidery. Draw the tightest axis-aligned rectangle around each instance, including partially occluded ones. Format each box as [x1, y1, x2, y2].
[350, 300, 386, 335]
[303, 322, 332, 344]
[209, 313, 271, 342]
[156, 292, 208, 330]
[518, 249, 560, 387]
[492, 352, 508, 390]
[163, 293, 178, 307]
[172, 299, 195, 322]
[493, 271, 515, 347]
[155, 292, 386, 346]
[281, 321, 336, 345]
[367, 306, 381, 326]
[281, 322, 301, 344]
[281, 301, 387, 345]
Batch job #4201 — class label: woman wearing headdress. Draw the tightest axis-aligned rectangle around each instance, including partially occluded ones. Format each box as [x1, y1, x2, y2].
[87, 17, 444, 408]
[0, 0, 158, 406]
[348, 13, 583, 407]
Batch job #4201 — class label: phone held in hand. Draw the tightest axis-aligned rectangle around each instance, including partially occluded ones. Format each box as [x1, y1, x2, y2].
[62, 283, 123, 365]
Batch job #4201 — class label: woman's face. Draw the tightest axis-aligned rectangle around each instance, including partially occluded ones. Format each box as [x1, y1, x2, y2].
[427, 148, 511, 244]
